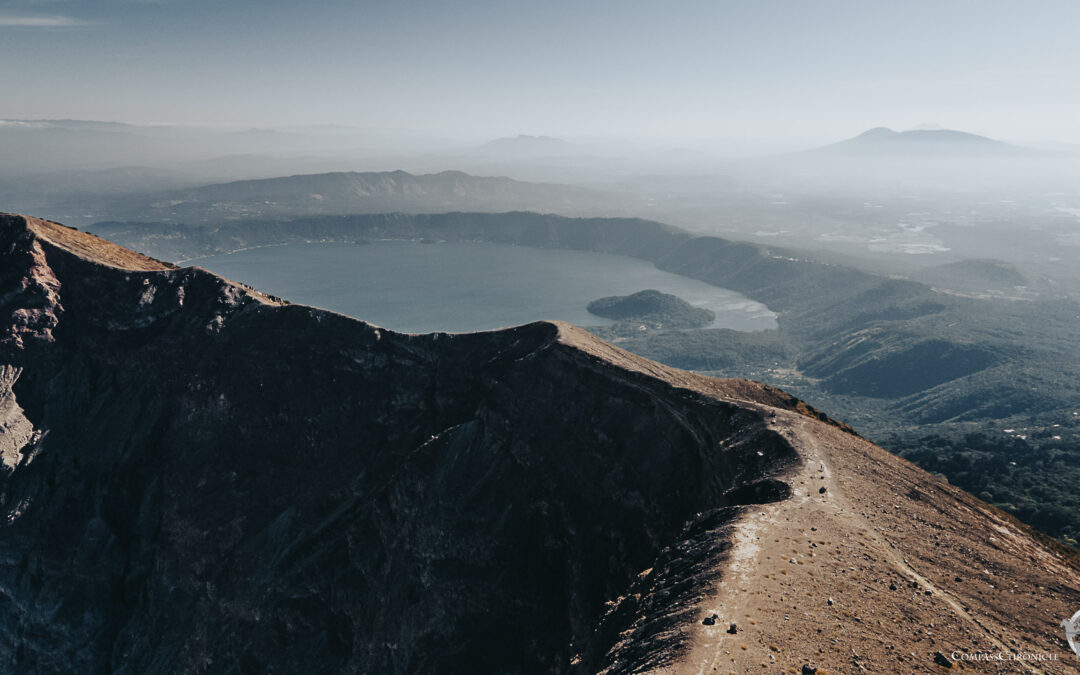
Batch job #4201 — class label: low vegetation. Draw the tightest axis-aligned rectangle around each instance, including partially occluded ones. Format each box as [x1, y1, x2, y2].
[887, 430, 1080, 546]
[586, 289, 714, 329]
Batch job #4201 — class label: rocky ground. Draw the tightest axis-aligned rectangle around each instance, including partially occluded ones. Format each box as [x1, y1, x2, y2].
[674, 409, 1080, 674]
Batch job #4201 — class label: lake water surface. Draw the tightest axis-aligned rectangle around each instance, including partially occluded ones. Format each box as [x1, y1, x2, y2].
[191, 241, 777, 334]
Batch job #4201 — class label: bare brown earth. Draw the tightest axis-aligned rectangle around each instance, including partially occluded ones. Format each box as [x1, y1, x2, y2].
[562, 323, 1080, 674]
[1, 213, 1078, 673]
[21, 215, 171, 272]
[674, 409, 1080, 674]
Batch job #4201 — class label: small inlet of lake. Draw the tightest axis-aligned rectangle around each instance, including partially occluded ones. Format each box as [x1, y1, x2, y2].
[189, 241, 777, 334]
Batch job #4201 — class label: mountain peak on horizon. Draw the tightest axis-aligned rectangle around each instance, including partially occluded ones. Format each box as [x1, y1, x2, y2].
[493, 133, 569, 142]
[513, 133, 565, 141]
[855, 126, 899, 140]
[896, 128, 998, 143]
[850, 126, 998, 143]
[468, 134, 580, 159]
[810, 126, 1029, 158]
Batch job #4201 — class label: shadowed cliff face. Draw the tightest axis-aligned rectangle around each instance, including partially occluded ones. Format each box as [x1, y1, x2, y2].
[0, 215, 800, 673]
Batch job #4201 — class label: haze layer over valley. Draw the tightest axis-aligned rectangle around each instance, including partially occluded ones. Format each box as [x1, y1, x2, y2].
[6, 112, 1080, 551]
[7, 119, 1080, 295]
[6, 119, 1080, 557]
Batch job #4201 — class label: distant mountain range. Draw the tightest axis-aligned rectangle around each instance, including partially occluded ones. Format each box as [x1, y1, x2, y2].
[466, 134, 582, 160]
[79, 169, 619, 224]
[0, 119, 455, 177]
[808, 127, 1033, 158]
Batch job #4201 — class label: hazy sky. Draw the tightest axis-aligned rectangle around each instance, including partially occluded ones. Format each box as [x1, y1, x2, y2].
[3, 0, 1079, 143]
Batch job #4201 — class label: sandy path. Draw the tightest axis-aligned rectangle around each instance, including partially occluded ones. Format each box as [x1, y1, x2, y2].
[670, 407, 1078, 674]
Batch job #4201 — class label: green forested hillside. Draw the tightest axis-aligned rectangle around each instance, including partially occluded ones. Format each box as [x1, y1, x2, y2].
[587, 289, 715, 329]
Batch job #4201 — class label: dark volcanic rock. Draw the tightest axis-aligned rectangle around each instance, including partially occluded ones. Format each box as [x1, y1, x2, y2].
[0, 215, 800, 673]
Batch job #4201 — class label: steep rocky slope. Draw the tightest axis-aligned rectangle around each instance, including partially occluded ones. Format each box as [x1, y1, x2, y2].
[1, 214, 1078, 673]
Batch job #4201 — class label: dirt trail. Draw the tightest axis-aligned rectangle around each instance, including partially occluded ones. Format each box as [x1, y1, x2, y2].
[672, 407, 1080, 674]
